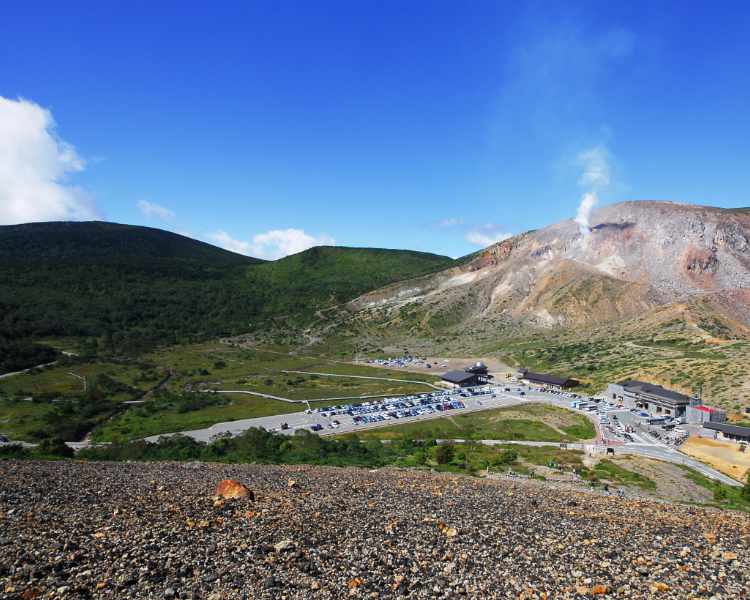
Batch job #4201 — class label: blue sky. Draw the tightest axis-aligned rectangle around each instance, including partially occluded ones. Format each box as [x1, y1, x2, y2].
[1, 1, 749, 259]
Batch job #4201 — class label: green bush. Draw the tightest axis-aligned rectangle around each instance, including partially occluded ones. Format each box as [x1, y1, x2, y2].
[435, 444, 455, 465]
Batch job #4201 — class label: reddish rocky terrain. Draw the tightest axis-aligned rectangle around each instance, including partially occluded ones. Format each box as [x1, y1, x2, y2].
[1, 460, 749, 599]
[349, 201, 750, 334]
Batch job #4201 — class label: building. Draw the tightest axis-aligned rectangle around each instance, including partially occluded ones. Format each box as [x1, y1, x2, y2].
[466, 361, 490, 377]
[441, 362, 494, 388]
[518, 368, 579, 389]
[441, 370, 482, 388]
[704, 422, 750, 443]
[686, 405, 727, 425]
[606, 380, 698, 418]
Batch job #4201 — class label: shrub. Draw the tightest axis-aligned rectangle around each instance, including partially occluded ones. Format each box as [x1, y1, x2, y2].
[435, 444, 455, 465]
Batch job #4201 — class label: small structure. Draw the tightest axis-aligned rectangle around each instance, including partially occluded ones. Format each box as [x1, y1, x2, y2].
[704, 422, 750, 443]
[441, 362, 494, 388]
[518, 368, 578, 389]
[441, 370, 482, 388]
[606, 380, 698, 418]
[686, 405, 727, 425]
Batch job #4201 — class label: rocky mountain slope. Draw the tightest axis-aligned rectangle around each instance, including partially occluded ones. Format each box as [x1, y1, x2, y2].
[349, 202, 750, 337]
[1, 460, 748, 599]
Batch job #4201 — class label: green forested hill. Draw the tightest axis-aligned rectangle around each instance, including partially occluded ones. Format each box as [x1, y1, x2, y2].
[0, 221, 454, 358]
[0, 221, 261, 265]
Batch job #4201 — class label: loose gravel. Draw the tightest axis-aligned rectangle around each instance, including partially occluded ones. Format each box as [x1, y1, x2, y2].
[1, 460, 749, 599]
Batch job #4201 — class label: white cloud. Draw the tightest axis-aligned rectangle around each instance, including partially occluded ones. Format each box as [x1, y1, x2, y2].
[137, 200, 175, 222]
[208, 228, 335, 260]
[0, 96, 96, 224]
[465, 229, 512, 248]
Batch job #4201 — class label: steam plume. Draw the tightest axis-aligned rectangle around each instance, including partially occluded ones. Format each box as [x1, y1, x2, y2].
[574, 145, 611, 235]
[574, 192, 598, 233]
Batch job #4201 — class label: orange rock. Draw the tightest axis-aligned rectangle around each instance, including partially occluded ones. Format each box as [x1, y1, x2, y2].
[591, 585, 609, 595]
[347, 577, 364, 589]
[215, 479, 253, 500]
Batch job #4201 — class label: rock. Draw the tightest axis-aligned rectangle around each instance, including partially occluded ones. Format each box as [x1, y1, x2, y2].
[273, 540, 295, 553]
[347, 577, 364, 589]
[214, 479, 253, 500]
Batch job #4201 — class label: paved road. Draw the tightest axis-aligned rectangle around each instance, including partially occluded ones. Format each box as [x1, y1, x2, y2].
[142, 384, 740, 486]
[0, 361, 59, 380]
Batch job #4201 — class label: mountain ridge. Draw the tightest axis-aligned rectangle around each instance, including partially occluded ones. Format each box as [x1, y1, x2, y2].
[348, 200, 750, 333]
[0, 221, 456, 357]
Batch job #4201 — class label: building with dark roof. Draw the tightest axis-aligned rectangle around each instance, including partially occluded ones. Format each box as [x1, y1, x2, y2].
[518, 368, 578, 389]
[441, 370, 481, 388]
[441, 362, 494, 388]
[606, 380, 698, 418]
[704, 422, 750, 443]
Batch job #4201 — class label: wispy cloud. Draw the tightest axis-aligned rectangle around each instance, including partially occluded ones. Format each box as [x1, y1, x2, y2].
[436, 217, 464, 228]
[577, 144, 611, 189]
[208, 228, 335, 260]
[0, 96, 96, 224]
[137, 200, 175, 222]
[465, 227, 512, 248]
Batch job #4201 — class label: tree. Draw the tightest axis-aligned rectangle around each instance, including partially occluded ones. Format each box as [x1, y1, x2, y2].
[435, 444, 455, 465]
[743, 472, 750, 501]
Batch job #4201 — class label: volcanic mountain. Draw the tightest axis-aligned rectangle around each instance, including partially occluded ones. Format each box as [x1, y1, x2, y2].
[349, 201, 750, 338]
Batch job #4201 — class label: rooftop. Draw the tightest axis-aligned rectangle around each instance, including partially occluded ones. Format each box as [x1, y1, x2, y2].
[441, 370, 477, 384]
[704, 422, 750, 437]
[618, 380, 693, 404]
[520, 369, 577, 387]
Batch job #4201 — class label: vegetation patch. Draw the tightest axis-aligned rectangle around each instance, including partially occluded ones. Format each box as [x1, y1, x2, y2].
[339, 403, 595, 442]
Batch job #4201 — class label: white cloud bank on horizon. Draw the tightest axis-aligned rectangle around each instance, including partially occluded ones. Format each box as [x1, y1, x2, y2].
[465, 228, 512, 248]
[0, 96, 96, 224]
[208, 228, 336, 260]
[137, 200, 175, 222]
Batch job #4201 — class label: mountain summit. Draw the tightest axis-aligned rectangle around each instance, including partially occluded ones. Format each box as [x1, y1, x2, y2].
[350, 201, 750, 335]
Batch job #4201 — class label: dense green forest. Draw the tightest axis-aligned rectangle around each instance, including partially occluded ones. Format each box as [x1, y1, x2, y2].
[0, 339, 58, 373]
[0, 221, 454, 362]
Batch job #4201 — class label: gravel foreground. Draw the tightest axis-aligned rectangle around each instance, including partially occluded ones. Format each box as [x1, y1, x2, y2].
[1, 461, 749, 599]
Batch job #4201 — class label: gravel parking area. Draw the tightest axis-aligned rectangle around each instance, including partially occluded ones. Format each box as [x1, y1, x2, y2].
[1, 460, 749, 599]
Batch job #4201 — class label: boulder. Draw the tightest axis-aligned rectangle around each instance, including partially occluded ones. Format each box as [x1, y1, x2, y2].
[214, 480, 253, 500]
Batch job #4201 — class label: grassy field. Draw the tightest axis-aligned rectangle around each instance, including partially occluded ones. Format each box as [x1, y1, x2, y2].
[0, 398, 57, 441]
[91, 394, 299, 442]
[0, 341, 443, 442]
[0, 359, 153, 441]
[0, 360, 148, 400]
[148, 342, 439, 400]
[339, 403, 595, 442]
